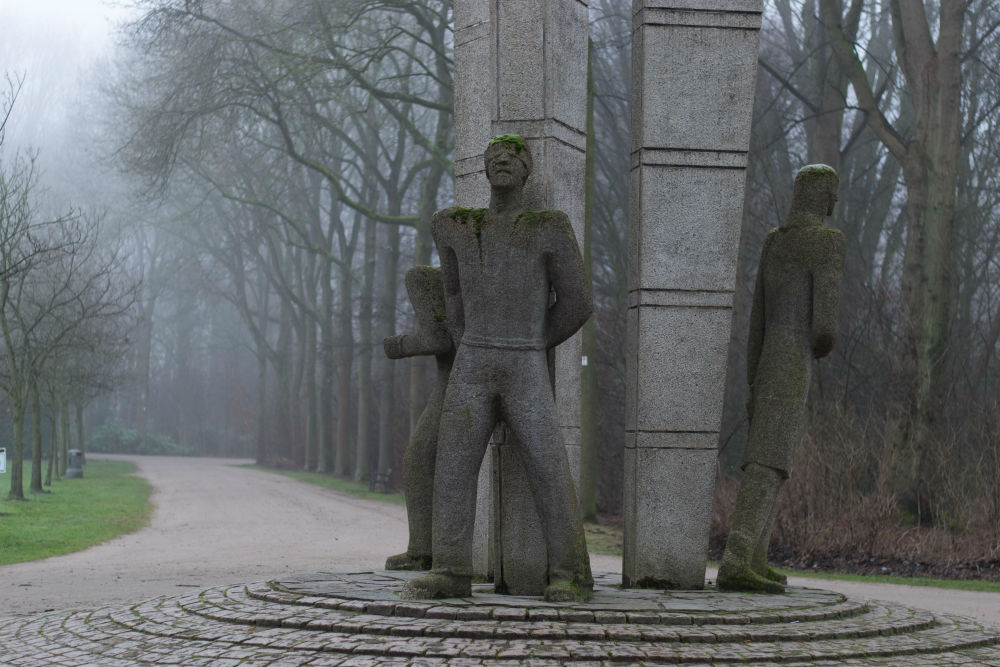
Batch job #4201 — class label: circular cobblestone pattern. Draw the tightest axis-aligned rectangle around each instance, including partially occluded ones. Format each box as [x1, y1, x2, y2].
[1, 571, 998, 666]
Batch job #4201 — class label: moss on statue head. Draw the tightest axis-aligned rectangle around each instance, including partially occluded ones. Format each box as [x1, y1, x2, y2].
[484, 135, 533, 177]
[488, 134, 527, 152]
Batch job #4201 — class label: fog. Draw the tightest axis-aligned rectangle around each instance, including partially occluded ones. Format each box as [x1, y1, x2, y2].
[1, 1, 999, 582]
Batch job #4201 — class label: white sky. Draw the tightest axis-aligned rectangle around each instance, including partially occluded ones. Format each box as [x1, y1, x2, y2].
[1, 0, 141, 213]
[0, 0, 136, 151]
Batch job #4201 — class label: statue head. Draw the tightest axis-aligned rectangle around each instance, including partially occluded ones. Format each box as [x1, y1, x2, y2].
[485, 134, 532, 189]
[790, 164, 839, 218]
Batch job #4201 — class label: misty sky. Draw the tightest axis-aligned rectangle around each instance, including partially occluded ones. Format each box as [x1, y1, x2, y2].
[1, 0, 135, 151]
[1, 0, 141, 211]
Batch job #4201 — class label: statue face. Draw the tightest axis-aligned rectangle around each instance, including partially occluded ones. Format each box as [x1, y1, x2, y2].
[485, 144, 529, 190]
[826, 183, 839, 216]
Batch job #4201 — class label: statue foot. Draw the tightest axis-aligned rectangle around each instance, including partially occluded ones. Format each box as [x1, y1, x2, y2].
[399, 572, 471, 600]
[717, 563, 785, 594]
[543, 579, 593, 603]
[385, 552, 432, 571]
[760, 565, 787, 584]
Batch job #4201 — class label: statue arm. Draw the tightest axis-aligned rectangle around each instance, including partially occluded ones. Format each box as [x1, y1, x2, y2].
[383, 266, 454, 359]
[810, 230, 846, 359]
[383, 333, 421, 359]
[438, 245, 465, 347]
[747, 245, 766, 388]
[545, 217, 593, 348]
[383, 329, 453, 359]
[431, 211, 465, 346]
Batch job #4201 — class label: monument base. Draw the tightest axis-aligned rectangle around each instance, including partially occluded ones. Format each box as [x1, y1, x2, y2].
[3, 570, 998, 665]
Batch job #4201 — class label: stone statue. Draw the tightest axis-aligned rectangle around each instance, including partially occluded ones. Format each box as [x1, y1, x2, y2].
[400, 135, 594, 602]
[383, 266, 455, 572]
[717, 164, 845, 593]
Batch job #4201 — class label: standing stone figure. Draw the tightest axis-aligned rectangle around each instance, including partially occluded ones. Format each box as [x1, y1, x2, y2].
[717, 164, 845, 593]
[400, 135, 594, 602]
[383, 266, 455, 571]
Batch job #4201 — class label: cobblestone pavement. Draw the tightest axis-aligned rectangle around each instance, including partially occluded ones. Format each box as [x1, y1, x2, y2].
[1, 571, 999, 666]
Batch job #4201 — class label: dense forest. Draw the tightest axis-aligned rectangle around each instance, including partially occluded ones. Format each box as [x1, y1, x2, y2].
[2, 0, 998, 575]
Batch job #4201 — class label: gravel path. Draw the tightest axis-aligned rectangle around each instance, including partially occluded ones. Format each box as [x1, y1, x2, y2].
[2, 454, 998, 627]
[1, 455, 409, 618]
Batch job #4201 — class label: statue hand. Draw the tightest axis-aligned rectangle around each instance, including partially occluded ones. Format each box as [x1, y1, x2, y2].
[383, 335, 407, 359]
[812, 333, 834, 359]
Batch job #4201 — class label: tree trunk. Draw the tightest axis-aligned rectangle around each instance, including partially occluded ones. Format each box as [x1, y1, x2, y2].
[134, 311, 152, 452]
[579, 38, 598, 520]
[45, 408, 56, 487]
[29, 381, 43, 494]
[75, 400, 85, 455]
[334, 258, 355, 476]
[274, 291, 294, 464]
[376, 221, 400, 479]
[254, 270, 272, 465]
[317, 263, 335, 473]
[7, 389, 26, 500]
[820, 0, 965, 519]
[303, 313, 318, 471]
[355, 214, 377, 482]
[60, 397, 71, 477]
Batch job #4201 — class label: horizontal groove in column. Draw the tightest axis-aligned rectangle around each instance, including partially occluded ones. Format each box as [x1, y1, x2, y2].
[454, 156, 487, 178]
[626, 430, 720, 450]
[636, 7, 763, 30]
[630, 148, 748, 170]
[628, 289, 734, 309]
[493, 118, 587, 151]
[456, 135, 585, 179]
[627, 429, 721, 434]
[635, 0, 762, 13]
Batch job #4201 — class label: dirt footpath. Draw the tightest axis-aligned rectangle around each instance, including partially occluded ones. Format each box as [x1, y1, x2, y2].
[1, 455, 410, 617]
[2, 455, 997, 627]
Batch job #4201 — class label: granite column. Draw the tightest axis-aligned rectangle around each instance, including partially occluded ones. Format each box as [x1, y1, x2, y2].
[623, 0, 762, 589]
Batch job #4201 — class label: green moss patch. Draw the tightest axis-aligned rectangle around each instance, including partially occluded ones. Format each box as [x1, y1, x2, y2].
[488, 134, 527, 152]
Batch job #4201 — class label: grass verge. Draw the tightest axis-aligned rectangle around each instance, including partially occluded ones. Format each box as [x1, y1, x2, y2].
[0, 459, 153, 566]
[584, 521, 624, 556]
[774, 567, 1000, 593]
[240, 465, 405, 504]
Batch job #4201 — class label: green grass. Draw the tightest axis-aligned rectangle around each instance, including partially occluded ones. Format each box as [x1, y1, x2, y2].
[0, 459, 153, 566]
[584, 521, 624, 556]
[240, 465, 406, 504]
[773, 567, 1000, 592]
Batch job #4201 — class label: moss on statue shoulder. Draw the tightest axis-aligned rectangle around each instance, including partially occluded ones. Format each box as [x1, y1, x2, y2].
[515, 210, 559, 226]
[450, 207, 487, 224]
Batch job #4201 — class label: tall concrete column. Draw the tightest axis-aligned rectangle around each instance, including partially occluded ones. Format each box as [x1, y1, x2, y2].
[623, 0, 762, 589]
[453, 0, 589, 594]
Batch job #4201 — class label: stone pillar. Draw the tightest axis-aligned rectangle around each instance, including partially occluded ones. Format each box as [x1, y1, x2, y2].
[453, 0, 589, 594]
[623, 0, 762, 589]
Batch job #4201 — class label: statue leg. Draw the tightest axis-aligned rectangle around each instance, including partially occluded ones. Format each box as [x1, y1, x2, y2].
[750, 475, 787, 584]
[386, 387, 444, 571]
[503, 355, 593, 602]
[400, 364, 496, 599]
[717, 463, 785, 593]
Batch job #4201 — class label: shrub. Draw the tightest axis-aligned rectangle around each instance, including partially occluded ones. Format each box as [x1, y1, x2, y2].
[88, 422, 197, 456]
